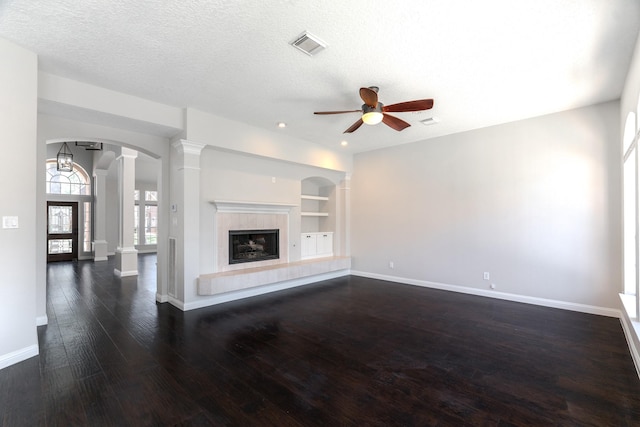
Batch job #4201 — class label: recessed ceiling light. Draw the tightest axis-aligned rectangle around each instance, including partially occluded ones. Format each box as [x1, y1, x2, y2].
[341, 140, 348, 147]
[277, 122, 286, 128]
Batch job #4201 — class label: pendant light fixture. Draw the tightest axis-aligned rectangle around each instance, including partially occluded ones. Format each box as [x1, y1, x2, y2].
[56, 142, 73, 171]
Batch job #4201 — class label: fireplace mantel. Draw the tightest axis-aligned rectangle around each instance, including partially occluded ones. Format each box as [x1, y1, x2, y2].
[211, 200, 297, 214]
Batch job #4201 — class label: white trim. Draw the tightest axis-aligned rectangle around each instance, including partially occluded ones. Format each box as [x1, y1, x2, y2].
[36, 315, 48, 326]
[184, 270, 349, 311]
[168, 295, 185, 310]
[211, 200, 297, 214]
[172, 140, 206, 156]
[619, 307, 640, 379]
[0, 345, 39, 370]
[156, 293, 168, 303]
[116, 246, 138, 255]
[114, 269, 138, 277]
[135, 247, 158, 254]
[619, 293, 640, 379]
[351, 271, 621, 318]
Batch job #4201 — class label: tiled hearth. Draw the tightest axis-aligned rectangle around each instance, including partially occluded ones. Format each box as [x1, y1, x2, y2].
[198, 256, 351, 296]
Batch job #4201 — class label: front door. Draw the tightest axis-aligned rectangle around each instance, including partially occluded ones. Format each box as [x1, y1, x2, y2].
[47, 201, 78, 262]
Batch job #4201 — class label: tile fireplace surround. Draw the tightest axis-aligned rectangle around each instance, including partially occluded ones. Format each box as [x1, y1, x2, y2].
[198, 200, 350, 297]
[212, 200, 294, 272]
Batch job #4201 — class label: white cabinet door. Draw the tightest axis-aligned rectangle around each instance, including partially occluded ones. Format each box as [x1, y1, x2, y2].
[316, 233, 333, 256]
[301, 232, 333, 258]
[301, 233, 317, 258]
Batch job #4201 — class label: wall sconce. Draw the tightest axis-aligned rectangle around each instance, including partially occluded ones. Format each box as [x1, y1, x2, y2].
[56, 142, 73, 172]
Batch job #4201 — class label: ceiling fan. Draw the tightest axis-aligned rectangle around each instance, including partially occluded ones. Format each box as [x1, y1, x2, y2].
[314, 86, 434, 133]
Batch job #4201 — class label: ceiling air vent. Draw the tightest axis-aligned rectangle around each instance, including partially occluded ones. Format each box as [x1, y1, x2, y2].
[290, 31, 327, 56]
[420, 117, 441, 126]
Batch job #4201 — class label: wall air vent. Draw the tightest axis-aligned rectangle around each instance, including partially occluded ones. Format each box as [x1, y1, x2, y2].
[290, 31, 327, 56]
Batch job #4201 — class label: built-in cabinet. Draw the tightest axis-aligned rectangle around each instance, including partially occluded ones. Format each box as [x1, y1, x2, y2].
[301, 232, 333, 259]
[301, 177, 335, 259]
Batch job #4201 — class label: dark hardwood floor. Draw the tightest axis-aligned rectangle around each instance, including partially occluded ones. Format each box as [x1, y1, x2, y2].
[1, 255, 640, 425]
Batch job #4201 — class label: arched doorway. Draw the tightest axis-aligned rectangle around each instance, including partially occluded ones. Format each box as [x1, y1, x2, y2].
[45, 159, 92, 262]
[41, 140, 168, 303]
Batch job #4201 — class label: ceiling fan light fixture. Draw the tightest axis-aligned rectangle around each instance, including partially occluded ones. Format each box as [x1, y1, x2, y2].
[362, 103, 384, 125]
[362, 111, 383, 125]
[315, 86, 433, 133]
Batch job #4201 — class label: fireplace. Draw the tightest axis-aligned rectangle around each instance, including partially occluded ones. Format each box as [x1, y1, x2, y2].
[229, 229, 279, 264]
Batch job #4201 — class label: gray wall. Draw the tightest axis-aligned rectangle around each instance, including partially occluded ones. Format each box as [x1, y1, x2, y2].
[352, 101, 621, 309]
[0, 39, 38, 366]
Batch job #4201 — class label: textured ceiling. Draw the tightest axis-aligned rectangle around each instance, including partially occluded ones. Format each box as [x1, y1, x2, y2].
[1, 0, 639, 153]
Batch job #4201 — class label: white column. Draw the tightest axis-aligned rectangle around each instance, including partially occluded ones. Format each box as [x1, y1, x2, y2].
[170, 140, 205, 309]
[115, 147, 138, 276]
[339, 173, 351, 256]
[93, 169, 109, 261]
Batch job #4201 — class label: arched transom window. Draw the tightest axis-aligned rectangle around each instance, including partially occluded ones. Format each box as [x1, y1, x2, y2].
[46, 159, 91, 195]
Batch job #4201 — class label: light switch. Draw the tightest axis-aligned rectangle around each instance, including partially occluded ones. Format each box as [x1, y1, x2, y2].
[2, 216, 19, 229]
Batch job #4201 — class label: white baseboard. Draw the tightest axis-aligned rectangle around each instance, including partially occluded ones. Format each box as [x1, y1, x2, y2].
[0, 344, 38, 370]
[619, 309, 640, 379]
[156, 293, 169, 303]
[168, 295, 185, 310]
[36, 315, 48, 326]
[181, 270, 350, 311]
[619, 294, 640, 379]
[136, 248, 157, 254]
[350, 271, 621, 318]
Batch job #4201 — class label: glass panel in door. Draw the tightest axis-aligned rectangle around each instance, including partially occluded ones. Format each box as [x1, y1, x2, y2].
[47, 201, 78, 262]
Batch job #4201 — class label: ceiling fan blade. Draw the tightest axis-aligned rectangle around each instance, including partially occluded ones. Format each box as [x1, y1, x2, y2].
[382, 113, 411, 131]
[344, 118, 364, 133]
[314, 110, 362, 115]
[359, 87, 378, 108]
[383, 99, 434, 113]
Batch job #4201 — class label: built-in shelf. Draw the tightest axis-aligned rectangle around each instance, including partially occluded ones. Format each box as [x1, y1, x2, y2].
[300, 193, 329, 219]
[301, 212, 329, 217]
[300, 178, 333, 240]
[301, 195, 329, 201]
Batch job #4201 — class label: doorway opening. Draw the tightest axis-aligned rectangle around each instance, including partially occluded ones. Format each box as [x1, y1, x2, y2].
[47, 201, 78, 262]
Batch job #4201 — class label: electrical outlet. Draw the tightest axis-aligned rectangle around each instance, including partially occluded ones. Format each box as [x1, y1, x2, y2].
[483, 272, 490, 280]
[389, 261, 394, 269]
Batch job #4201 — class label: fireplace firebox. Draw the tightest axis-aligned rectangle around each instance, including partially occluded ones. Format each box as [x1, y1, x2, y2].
[229, 229, 279, 264]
